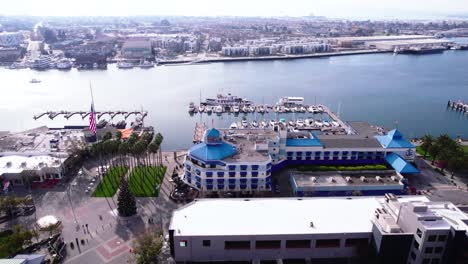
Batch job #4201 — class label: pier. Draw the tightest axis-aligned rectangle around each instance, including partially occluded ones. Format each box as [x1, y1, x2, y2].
[447, 100, 468, 114]
[33, 110, 148, 121]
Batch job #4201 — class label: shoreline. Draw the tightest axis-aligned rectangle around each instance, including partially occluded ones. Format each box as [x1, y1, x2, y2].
[159, 49, 392, 65]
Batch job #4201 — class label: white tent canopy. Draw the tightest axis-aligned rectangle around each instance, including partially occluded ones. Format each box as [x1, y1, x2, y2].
[36, 215, 59, 229]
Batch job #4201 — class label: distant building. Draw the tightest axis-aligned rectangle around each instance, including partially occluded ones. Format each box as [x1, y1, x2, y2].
[282, 43, 331, 54]
[0, 47, 24, 62]
[169, 195, 468, 263]
[64, 41, 114, 64]
[0, 32, 24, 47]
[332, 35, 435, 48]
[122, 40, 153, 60]
[221, 46, 250, 57]
[208, 38, 222, 52]
[250, 46, 273, 56]
[366, 39, 454, 51]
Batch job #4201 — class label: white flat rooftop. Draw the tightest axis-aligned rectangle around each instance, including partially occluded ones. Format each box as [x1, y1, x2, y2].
[170, 196, 428, 236]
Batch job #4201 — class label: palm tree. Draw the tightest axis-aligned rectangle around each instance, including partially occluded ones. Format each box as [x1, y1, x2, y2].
[420, 135, 433, 159]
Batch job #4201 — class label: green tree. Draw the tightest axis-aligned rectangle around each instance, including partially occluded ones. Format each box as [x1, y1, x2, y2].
[102, 132, 113, 141]
[117, 178, 137, 217]
[0, 225, 33, 258]
[447, 157, 464, 176]
[115, 131, 122, 141]
[420, 135, 434, 159]
[132, 232, 163, 264]
[428, 144, 441, 165]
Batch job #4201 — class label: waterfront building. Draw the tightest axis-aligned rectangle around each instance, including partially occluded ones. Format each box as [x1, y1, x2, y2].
[182, 122, 418, 193]
[0, 47, 24, 62]
[366, 39, 454, 51]
[0, 32, 25, 47]
[0, 153, 66, 186]
[221, 46, 250, 57]
[168, 195, 468, 263]
[122, 40, 153, 60]
[332, 35, 434, 48]
[282, 43, 331, 54]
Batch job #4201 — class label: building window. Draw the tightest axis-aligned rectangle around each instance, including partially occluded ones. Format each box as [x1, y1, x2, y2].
[286, 240, 311, 249]
[437, 235, 446, 242]
[431, 259, 439, 264]
[225, 241, 250, 250]
[255, 240, 281, 249]
[180, 240, 187, 247]
[428, 235, 436, 242]
[203, 240, 211, 247]
[410, 251, 416, 260]
[206, 171, 213, 177]
[425, 247, 433, 254]
[414, 240, 420, 249]
[217, 171, 224, 177]
[434, 247, 443, 253]
[209, 164, 216, 168]
[316, 239, 340, 248]
[229, 172, 236, 177]
[416, 229, 422, 238]
[423, 259, 430, 264]
[345, 238, 368, 247]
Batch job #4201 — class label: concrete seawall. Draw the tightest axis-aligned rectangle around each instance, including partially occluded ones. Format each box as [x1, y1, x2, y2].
[159, 49, 391, 65]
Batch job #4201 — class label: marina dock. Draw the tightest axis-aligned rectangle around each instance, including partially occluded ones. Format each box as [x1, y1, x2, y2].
[447, 100, 468, 114]
[33, 110, 148, 120]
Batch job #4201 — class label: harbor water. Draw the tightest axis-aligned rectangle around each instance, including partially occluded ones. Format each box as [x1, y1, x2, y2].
[1, 47, 468, 150]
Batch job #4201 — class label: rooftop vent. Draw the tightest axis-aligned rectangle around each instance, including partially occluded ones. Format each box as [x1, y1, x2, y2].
[310, 221, 314, 228]
[329, 177, 336, 183]
[21, 162, 27, 168]
[311, 177, 317, 183]
[345, 176, 352, 182]
[6, 161, 12, 167]
[375, 176, 382, 182]
[360, 176, 367, 182]
[391, 176, 398, 182]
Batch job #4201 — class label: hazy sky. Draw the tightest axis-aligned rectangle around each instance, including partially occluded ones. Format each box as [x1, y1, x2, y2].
[2, 0, 468, 19]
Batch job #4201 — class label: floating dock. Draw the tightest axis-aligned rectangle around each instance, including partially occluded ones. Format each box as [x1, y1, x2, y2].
[447, 100, 468, 113]
[33, 110, 148, 120]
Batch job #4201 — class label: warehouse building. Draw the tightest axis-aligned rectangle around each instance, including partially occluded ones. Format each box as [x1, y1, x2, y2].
[365, 39, 454, 51]
[169, 195, 468, 264]
[332, 35, 434, 48]
[121, 40, 153, 60]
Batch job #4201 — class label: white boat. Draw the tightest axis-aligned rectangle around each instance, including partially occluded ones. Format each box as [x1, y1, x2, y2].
[188, 102, 196, 113]
[284, 107, 290, 112]
[278, 97, 305, 106]
[269, 120, 277, 127]
[323, 121, 331, 127]
[307, 106, 314, 113]
[198, 105, 205, 113]
[233, 105, 240, 113]
[299, 106, 307, 112]
[249, 106, 255, 112]
[117, 62, 134, 69]
[296, 119, 305, 127]
[229, 122, 238, 129]
[317, 106, 324, 112]
[139, 61, 154, 68]
[251, 120, 259, 127]
[241, 119, 248, 128]
[205, 106, 213, 114]
[261, 121, 267, 128]
[304, 119, 313, 127]
[215, 105, 223, 114]
[331, 121, 340, 127]
[56, 59, 72, 70]
[315, 120, 323, 127]
[242, 105, 250, 113]
[29, 78, 41, 84]
[288, 121, 295, 127]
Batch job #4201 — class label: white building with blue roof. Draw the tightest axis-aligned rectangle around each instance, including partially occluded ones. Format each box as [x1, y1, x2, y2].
[183, 122, 418, 193]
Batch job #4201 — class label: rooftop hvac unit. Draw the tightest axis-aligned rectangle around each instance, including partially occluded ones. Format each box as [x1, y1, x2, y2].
[360, 176, 367, 182]
[345, 176, 352, 182]
[391, 176, 398, 182]
[375, 176, 382, 182]
[329, 177, 336, 183]
[311, 177, 317, 183]
[21, 162, 27, 168]
[6, 161, 12, 167]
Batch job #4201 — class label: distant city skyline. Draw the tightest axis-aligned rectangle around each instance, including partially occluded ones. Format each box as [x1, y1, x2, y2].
[2, 0, 468, 19]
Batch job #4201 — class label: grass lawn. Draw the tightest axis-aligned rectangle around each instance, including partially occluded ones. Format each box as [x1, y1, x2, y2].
[128, 166, 167, 197]
[92, 166, 128, 197]
[463, 145, 468, 156]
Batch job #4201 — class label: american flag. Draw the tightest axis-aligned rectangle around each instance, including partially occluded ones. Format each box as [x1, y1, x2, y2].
[89, 103, 97, 134]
